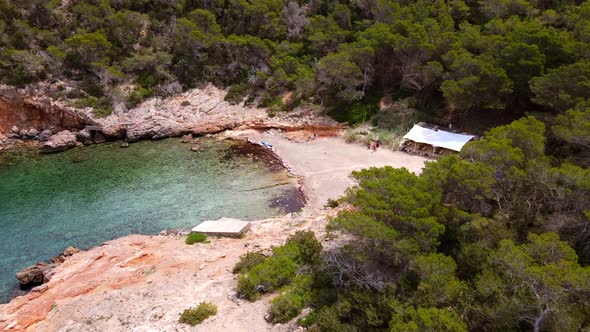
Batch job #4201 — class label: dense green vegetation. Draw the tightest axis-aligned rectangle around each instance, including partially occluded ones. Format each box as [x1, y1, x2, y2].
[317, 117, 590, 331]
[236, 230, 323, 302]
[2, 1, 588, 330]
[185, 232, 208, 244]
[179, 301, 218, 325]
[238, 118, 590, 331]
[0, 0, 589, 126]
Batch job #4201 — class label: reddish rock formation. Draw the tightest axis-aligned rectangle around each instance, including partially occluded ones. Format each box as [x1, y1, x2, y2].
[0, 87, 95, 137]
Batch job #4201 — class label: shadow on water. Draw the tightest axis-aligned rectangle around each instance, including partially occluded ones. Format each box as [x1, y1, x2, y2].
[270, 188, 306, 214]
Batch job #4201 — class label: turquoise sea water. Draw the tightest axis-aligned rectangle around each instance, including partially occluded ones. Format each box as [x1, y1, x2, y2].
[0, 138, 303, 303]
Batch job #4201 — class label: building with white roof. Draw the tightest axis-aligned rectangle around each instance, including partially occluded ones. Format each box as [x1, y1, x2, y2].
[401, 123, 476, 157]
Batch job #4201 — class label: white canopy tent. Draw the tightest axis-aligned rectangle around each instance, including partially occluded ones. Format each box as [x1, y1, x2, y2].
[403, 124, 475, 152]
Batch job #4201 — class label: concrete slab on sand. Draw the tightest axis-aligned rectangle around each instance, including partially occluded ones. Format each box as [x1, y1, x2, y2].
[191, 217, 251, 237]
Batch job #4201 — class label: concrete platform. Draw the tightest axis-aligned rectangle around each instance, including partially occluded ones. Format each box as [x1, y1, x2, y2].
[191, 218, 251, 237]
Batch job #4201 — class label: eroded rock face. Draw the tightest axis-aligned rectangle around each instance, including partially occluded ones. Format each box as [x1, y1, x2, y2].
[39, 130, 77, 153]
[0, 86, 96, 138]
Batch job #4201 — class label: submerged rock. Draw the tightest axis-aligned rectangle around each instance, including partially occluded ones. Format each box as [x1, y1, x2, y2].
[11, 126, 19, 134]
[39, 130, 77, 153]
[120, 141, 130, 148]
[180, 134, 193, 143]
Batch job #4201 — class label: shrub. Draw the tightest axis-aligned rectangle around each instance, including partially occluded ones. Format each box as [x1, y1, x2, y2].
[344, 128, 405, 151]
[267, 105, 281, 117]
[313, 306, 350, 332]
[73, 96, 113, 117]
[237, 274, 259, 301]
[237, 244, 301, 301]
[344, 130, 361, 143]
[185, 232, 208, 245]
[72, 97, 98, 108]
[298, 310, 317, 328]
[269, 293, 304, 323]
[179, 302, 217, 326]
[236, 232, 323, 301]
[330, 101, 378, 125]
[79, 80, 104, 97]
[325, 199, 339, 209]
[269, 274, 316, 323]
[232, 251, 267, 274]
[225, 83, 249, 105]
[126, 86, 152, 109]
[259, 93, 283, 108]
[372, 98, 416, 130]
[286, 231, 323, 265]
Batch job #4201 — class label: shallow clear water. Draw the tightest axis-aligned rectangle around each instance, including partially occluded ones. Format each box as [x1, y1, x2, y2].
[0, 138, 303, 303]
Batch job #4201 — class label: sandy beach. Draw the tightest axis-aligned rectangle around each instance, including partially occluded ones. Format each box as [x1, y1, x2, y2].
[0, 131, 427, 332]
[241, 130, 427, 210]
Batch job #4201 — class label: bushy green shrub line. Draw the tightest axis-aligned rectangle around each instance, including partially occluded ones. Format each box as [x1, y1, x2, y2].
[235, 231, 322, 302]
[185, 232, 207, 245]
[232, 251, 267, 274]
[179, 302, 217, 326]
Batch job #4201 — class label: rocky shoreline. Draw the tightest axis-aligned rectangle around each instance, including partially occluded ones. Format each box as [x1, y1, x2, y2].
[0, 130, 427, 331]
[1, 85, 422, 332]
[3, 133, 310, 305]
[0, 84, 342, 154]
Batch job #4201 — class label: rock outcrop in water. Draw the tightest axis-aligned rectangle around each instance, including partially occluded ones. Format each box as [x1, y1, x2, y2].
[15, 263, 52, 287]
[15, 247, 80, 288]
[39, 130, 77, 153]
